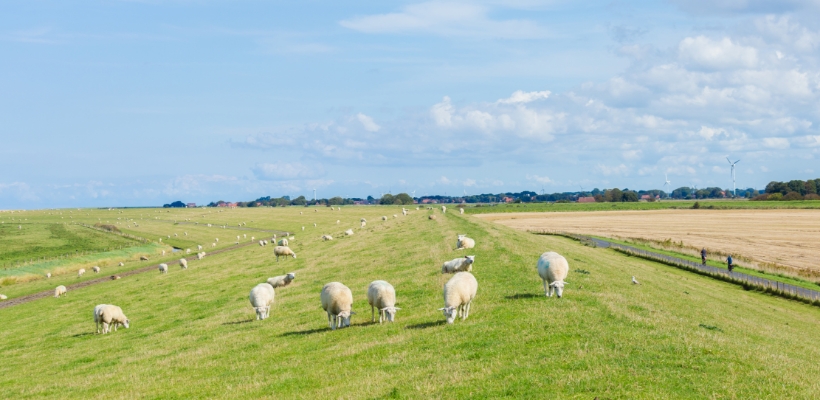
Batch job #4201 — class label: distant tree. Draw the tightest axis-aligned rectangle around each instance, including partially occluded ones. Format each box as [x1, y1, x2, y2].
[328, 196, 344, 205]
[804, 180, 817, 195]
[787, 180, 806, 195]
[163, 201, 186, 208]
[290, 196, 307, 206]
[393, 193, 414, 205]
[783, 192, 804, 201]
[621, 191, 639, 202]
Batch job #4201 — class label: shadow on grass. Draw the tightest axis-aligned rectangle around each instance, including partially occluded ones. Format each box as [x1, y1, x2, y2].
[222, 319, 255, 326]
[505, 293, 541, 300]
[71, 332, 95, 338]
[280, 327, 328, 337]
[405, 320, 446, 330]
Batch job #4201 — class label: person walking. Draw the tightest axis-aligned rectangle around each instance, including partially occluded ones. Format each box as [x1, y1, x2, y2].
[726, 255, 734, 272]
[700, 248, 707, 265]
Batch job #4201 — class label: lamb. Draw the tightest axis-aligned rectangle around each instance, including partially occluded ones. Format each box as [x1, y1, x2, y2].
[54, 285, 67, 297]
[278, 238, 289, 247]
[78, 268, 86, 277]
[456, 234, 475, 250]
[345, 229, 354, 236]
[321, 282, 355, 330]
[442, 256, 475, 274]
[273, 246, 296, 262]
[249, 283, 275, 320]
[92, 266, 100, 273]
[93, 304, 108, 333]
[367, 280, 400, 323]
[179, 258, 188, 269]
[267, 272, 296, 288]
[439, 272, 478, 324]
[536, 252, 569, 298]
[159, 263, 168, 274]
[98, 305, 130, 334]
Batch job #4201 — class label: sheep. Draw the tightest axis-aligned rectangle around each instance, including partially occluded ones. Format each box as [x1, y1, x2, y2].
[99, 305, 130, 334]
[267, 272, 296, 288]
[402, 209, 407, 216]
[442, 256, 475, 274]
[456, 234, 475, 250]
[367, 280, 400, 323]
[78, 268, 86, 277]
[321, 234, 333, 241]
[159, 263, 168, 274]
[179, 258, 188, 269]
[259, 240, 265, 246]
[92, 266, 100, 273]
[93, 304, 108, 333]
[460, 208, 464, 215]
[536, 252, 569, 298]
[237, 235, 240, 241]
[429, 215, 437, 220]
[197, 252, 206, 260]
[54, 285, 67, 298]
[441, 206, 447, 213]
[162, 250, 166, 256]
[110, 275, 120, 280]
[439, 272, 478, 324]
[0, 294, 7, 300]
[273, 246, 296, 262]
[251, 236, 255, 241]
[46, 272, 51, 278]
[186, 249, 191, 254]
[197, 245, 203, 251]
[382, 216, 387, 221]
[361, 221, 366, 228]
[212, 243, 216, 247]
[249, 283, 275, 320]
[278, 238, 289, 247]
[321, 282, 355, 330]
[302, 226, 305, 231]
[215, 238, 219, 242]
[344, 229, 354, 236]
[119, 262, 124, 266]
[140, 256, 149, 261]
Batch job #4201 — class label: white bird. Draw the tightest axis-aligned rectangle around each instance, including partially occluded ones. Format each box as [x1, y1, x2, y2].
[632, 276, 640, 285]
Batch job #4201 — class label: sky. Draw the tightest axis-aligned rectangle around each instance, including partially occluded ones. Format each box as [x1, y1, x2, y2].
[2, 0, 820, 208]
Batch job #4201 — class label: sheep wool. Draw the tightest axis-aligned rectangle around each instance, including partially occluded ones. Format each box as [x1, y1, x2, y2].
[159, 264, 168, 274]
[98, 305, 130, 334]
[321, 282, 354, 330]
[249, 283, 275, 320]
[267, 273, 296, 289]
[179, 258, 188, 269]
[54, 285, 67, 298]
[273, 246, 296, 262]
[367, 280, 399, 323]
[536, 252, 569, 298]
[441, 256, 475, 274]
[439, 272, 478, 324]
[456, 234, 476, 250]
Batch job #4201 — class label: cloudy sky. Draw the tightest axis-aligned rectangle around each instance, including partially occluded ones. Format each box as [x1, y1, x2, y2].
[2, 0, 820, 208]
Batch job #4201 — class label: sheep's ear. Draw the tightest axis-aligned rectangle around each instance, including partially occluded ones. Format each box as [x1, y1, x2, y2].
[437, 308, 446, 311]
[394, 307, 401, 310]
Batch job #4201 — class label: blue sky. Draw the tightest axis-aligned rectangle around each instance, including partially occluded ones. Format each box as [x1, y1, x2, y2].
[2, 0, 819, 208]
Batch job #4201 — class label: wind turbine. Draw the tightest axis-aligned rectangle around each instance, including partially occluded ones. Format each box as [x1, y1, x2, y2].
[313, 188, 317, 202]
[726, 157, 740, 198]
[663, 174, 671, 198]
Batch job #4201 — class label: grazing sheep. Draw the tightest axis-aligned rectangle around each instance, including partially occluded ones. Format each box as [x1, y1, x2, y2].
[92, 266, 100, 273]
[441, 206, 447, 213]
[259, 240, 265, 246]
[159, 263, 168, 274]
[278, 238, 289, 247]
[361, 221, 366, 228]
[140, 256, 149, 261]
[536, 252, 569, 298]
[0, 294, 7, 300]
[367, 280, 400, 323]
[402, 209, 407, 216]
[251, 236, 255, 241]
[186, 249, 191, 254]
[336, 220, 340, 224]
[93, 304, 108, 333]
[267, 272, 296, 288]
[632, 276, 640, 285]
[46, 273, 51, 278]
[78, 268, 86, 277]
[197, 252, 206, 260]
[273, 246, 296, 262]
[249, 283, 275, 320]
[344, 229, 354, 236]
[237, 235, 240, 241]
[215, 238, 219, 242]
[119, 262, 124, 266]
[99, 305, 130, 334]
[321, 234, 333, 241]
[321, 282, 355, 330]
[442, 256, 475, 274]
[110, 275, 120, 280]
[161, 250, 166, 256]
[302, 226, 305, 231]
[197, 245, 203, 251]
[382, 216, 387, 221]
[460, 208, 464, 215]
[54, 285, 67, 298]
[456, 234, 475, 250]
[439, 272, 478, 324]
[179, 258, 188, 269]
[429, 215, 437, 220]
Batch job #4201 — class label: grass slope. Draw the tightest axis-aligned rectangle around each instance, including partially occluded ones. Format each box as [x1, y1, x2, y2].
[0, 223, 140, 266]
[1, 208, 820, 398]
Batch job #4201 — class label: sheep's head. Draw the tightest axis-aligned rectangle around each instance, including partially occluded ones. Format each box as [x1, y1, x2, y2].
[465, 256, 475, 265]
[457, 234, 466, 239]
[380, 307, 401, 322]
[549, 281, 567, 298]
[290, 253, 297, 259]
[286, 272, 296, 281]
[123, 319, 130, 329]
[438, 307, 458, 324]
[337, 310, 354, 327]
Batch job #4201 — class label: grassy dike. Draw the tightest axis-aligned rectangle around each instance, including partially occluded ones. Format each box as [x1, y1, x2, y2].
[1, 207, 819, 398]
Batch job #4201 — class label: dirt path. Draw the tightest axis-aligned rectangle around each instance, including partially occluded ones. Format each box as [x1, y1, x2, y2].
[476, 209, 820, 273]
[0, 241, 257, 310]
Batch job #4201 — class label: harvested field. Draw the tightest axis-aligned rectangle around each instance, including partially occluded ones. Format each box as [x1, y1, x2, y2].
[477, 209, 820, 276]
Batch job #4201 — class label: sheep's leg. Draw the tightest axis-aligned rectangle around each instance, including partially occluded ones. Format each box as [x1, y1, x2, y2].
[102, 322, 109, 334]
[543, 280, 548, 297]
[371, 305, 375, 323]
[464, 302, 471, 320]
[327, 312, 333, 329]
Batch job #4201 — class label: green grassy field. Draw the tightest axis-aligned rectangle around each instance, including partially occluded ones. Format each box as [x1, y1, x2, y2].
[463, 199, 820, 214]
[1, 206, 820, 398]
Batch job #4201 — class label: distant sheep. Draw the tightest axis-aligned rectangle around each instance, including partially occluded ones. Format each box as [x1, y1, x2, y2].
[456, 234, 475, 250]
[46, 273, 52, 278]
[441, 206, 447, 213]
[259, 240, 265, 246]
[119, 262, 124, 266]
[345, 229, 354, 236]
[0, 294, 7, 300]
[278, 238, 289, 247]
[442, 256, 475, 274]
[98, 305, 130, 334]
[460, 208, 464, 214]
[161, 250, 166, 256]
[382, 216, 387, 221]
[197, 245, 203, 251]
[439, 272, 478, 324]
[267, 272, 296, 288]
[140, 256, 149, 261]
[197, 252, 206, 260]
[336, 220, 340, 224]
[92, 266, 100, 273]
[54, 285, 67, 298]
[110, 275, 121, 280]
[321, 282, 355, 330]
[249, 283, 275, 320]
[322, 234, 333, 241]
[536, 252, 569, 298]
[361, 221, 366, 228]
[159, 263, 168, 274]
[93, 304, 108, 333]
[186, 249, 191, 254]
[78, 268, 86, 277]
[179, 258, 188, 269]
[367, 280, 400, 323]
[273, 246, 296, 262]
[429, 215, 437, 220]
[212, 243, 216, 247]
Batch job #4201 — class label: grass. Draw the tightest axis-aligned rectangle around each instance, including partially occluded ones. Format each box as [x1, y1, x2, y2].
[1, 206, 820, 398]
[464, 200, 820, 214]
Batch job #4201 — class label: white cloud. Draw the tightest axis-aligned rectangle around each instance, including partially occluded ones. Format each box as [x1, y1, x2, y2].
[526, 174, 552, 184]
[596, 164, 630, 176]
[356, 113, 381, 132]
[438, 176, 451, 184]
[463, 179, 476, 187]
[678, 36, 758, 70]
[762, 137, 790, 149]
[252, 163, 325, 181]
[497, 90, 551, 104]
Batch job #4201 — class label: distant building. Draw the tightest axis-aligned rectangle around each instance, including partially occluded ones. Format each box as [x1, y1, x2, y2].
[503, 197, 513, 203]
[186, 203, 196, 208]
[578, 196, 596, 203]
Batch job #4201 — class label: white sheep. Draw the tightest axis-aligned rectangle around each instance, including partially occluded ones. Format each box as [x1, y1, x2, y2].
[321, 234, 333, 241]
[361, 221, 366, 228]
[179, 258, 188, 269]
[161, 250, 166, 256]
[381, 216, 387, 221]
[456, 234, 475, 250]
[92, 266, 100, 273]
[442, 255, 475, 274]
[537, 252, 569, 298]
[119, 262, 124, 266]
[54, 285, 67, 298]
[93, 304, 108, 333]
[336, 220, 340, 225]
[215, 238, 219, 242]
[439, 272, 478, 324]
[302, 226, 305, 231]
[267, 272, 296, 288]
[259, 240, 265, 246]
[186, 249, 191, 254]
[273, 246, 296, 262]
[78, 268, 86, 277]
[237, 235, 240, 240]
[441, 206, 447, 213]
[321, 282, 355, 330]
[197, 252, 206, 260]
[159, 263, 168, 274]
[460, 208, 464, 214]
[99, 305, 130, 334]
[0, 294, 7, 300]
[367, 280, 400, 323]
[46, 272, 51, 278]
[278, 238, 289, 247]
[249, 282, 275, 320]
[402, 209, 407, 216]
[212, 243, 216, 247]
[345, 229, 354, 236]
